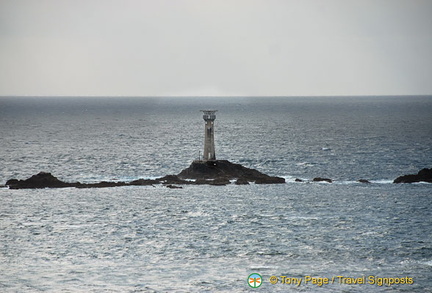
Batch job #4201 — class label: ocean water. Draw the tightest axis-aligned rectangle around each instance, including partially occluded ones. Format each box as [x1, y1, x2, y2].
[0, 96, 431, 292]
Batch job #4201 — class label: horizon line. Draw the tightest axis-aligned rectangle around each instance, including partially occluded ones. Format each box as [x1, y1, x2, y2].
[1, 94, 432, 98]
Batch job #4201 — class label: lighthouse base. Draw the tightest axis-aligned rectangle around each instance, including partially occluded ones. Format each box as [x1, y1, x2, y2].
[177, 160, 285, 184]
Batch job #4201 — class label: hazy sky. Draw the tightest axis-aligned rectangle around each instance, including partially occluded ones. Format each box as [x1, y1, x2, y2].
[1, 0, 431, 97]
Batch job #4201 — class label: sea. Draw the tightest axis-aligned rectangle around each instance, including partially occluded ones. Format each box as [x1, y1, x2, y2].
[0, 96, 431, 292]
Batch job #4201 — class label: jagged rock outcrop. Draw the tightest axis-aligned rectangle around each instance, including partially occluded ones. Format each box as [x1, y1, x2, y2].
[177, 160, 285, 184]
[393, 168, 432, 183]
[5, 172, 131, 189]
[6, 172, 76, 189]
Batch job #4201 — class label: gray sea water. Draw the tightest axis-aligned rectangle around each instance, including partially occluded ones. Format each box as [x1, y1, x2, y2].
[0, 96, 431, 292]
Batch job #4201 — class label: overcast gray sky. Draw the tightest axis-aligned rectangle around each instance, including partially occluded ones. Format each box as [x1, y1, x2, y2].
[1, 0, 431, 97]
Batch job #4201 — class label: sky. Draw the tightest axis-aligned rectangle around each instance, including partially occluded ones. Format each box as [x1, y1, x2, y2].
[1, 0, 431, 97]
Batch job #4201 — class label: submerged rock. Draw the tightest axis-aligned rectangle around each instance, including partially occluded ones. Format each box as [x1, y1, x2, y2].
[166, 184, 182, 189]
[76, 181, 128, 188]
[255, 177, 286, 184]
[393, 168, 432, 183]
[313, 177, 333, 183]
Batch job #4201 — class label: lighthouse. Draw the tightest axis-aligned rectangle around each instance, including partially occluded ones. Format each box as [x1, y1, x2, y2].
[201, 110, 217, 161]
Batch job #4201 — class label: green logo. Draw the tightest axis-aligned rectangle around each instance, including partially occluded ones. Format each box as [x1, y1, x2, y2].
[248, 273, 263, 288]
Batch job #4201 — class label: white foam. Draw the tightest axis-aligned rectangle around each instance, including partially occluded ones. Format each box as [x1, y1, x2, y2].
[281, 177, 397, 184]
[334, 180, 359, 185]
[296, 162, 315, 167]
[370, 179, 394, 184]
[421, 260, 432, 266]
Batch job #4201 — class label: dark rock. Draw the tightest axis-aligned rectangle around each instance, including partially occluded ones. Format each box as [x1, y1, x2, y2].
[295, 178, 303, 182]
[419, 168, 432, 178]
[255, 176, 286, 184]
[178, 160, 285, 184]
[129, 179, 158, 186]
[157, 175, 191, 185]
[235, 178, 250, 185]
[358, 179, 371, 184]
[394, 168, 432, 183]
[209, 177, 231, 186]
[166, 184, 182, 189]
[6, 160, 286, 189]
[313, 177, 333, 183]
[77, 181, 127, 188]
[194, 178, 210, 185]
[6, 172, 75, 189]
[5, 179, 19, 187]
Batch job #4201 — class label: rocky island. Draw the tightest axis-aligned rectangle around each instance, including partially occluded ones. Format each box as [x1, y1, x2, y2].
[5, 160, 285, 189]
[5, 110, 288, 189]
[178, 160, 285, 184]
[5, 110, 429, 189]
[6, 165, 432, 189]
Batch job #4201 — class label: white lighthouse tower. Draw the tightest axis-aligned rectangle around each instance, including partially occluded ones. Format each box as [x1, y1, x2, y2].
[201, 110, 217, 161]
